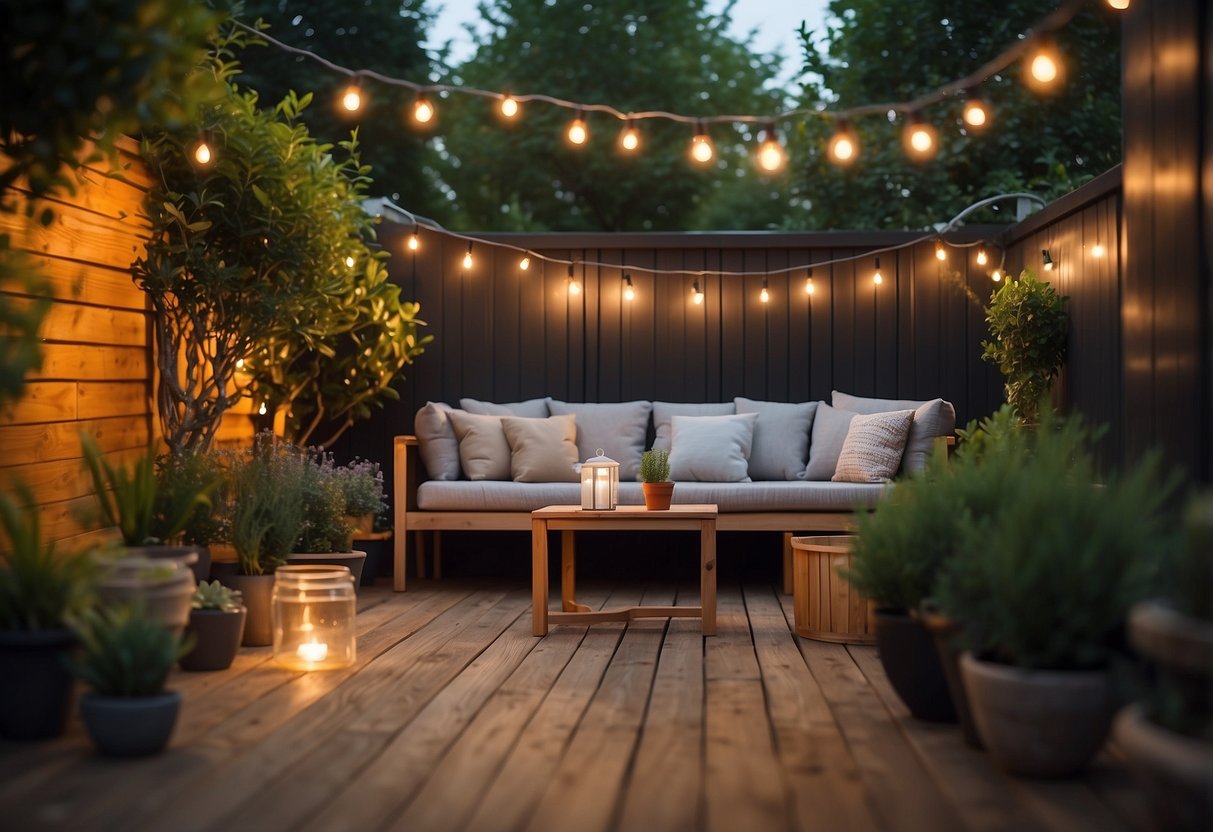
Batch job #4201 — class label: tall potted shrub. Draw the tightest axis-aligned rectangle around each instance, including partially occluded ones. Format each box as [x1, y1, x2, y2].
[938, 412, 1173, 777]
[981, 268, 1068, 424]
[0, 487, 93, 740]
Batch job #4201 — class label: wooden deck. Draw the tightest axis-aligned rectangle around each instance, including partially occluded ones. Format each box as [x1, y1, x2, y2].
[0, 581, 1148, 832]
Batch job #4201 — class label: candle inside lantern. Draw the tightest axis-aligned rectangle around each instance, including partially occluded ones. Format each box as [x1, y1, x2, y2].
[297, 640, 328, 663]
[594, 471, 610, 508]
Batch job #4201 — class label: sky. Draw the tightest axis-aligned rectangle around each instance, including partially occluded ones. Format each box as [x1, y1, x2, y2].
[424, 0, 832, 87]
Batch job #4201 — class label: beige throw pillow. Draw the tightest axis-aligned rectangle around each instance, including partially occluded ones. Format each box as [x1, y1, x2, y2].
[832, 410, 915, 483]
[501, 415, 580, 483]
[448, 411, 510, 481]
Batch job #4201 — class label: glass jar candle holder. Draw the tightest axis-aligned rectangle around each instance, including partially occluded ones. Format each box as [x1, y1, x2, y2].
[272, 565, 357, 671]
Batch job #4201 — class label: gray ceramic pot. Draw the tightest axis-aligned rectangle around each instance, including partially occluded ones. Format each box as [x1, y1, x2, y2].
[218, 574, 275, 647]
[179, 607, 247, 671]
[80, 690, 181, 757]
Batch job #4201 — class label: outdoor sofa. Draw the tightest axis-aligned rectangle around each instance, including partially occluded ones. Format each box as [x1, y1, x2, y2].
[392, 392, 956, 591]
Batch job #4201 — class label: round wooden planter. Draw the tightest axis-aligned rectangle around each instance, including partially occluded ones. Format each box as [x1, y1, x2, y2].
[790, 535, 875, 644]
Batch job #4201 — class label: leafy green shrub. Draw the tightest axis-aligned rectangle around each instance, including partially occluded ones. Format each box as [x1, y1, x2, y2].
[0, 485, 93, 631]
[154, 449, 226, 546]
[937, 412, 1174, 670]
[639, 449, 671, 483]
[192, 580, 242, 613]
[69, 605, 187, 697]
[229, 435, 306, 576]
[981, 268, 1069, 423]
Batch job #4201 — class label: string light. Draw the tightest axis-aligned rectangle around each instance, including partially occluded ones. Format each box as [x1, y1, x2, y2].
[691, 279, 704, 305]
[519, 255, 530, 271]
[407, 231, 420, 252]
[412, 93, 435, 125]
[755, 124, 786, 173]
[935, 240, 947, 261]
[1091, 243, 1105, 258]
[827, 120, 858, 165]
[805, 268, 815, 296]
[690, 122, 715, 165]
[192, 134, 214, 167]
[1042, 249, 1054, 270]
[992, 269, 1003, 282]
[567, 110, 589, 146]
[1106, 0, 1129, 8]
[1027, 40, 1064, 91]
[873, 257, 883, 286]
[618, 120, 641, 153]
[567, 263, 581, 295]
[258, 402, 268, 416]
[760, 278, 770, 303]
[340, 80, 364, 113]
[962, 92, 990, 129]
[235, 358, 245, 370]
[976, 245, 988, 266]
[345, 255, 356, 268]
[903, 114, 938, 160]
[623, 273, 635, 301]
[462, 241, 474, 270]
[499, 93, 520, 119]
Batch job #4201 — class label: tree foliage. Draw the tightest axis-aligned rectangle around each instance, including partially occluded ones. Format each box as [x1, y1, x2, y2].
[439, 0, 788, 231]
[786, 0, 1122, 229]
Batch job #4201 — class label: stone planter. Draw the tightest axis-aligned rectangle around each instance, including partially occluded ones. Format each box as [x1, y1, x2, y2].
[0, 628, 77, 740]
[874, 609, 956, 723]
[960, 652, 1113, 778]
[286, 551, 367, 594]
[127, 544, 209, 586]
[179, 607, 247, 671]
[80, 691, 181, 757]
[96, 557, 195, 637]
[218, 573, 275, 647]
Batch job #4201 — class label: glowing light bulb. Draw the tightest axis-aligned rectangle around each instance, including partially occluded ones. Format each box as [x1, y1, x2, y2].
[258, 402, 267, 416]
[567, 264, 580, 295]
[1031, 54, 1058, 84]
[935, 240, 947, 261]
[1042, 249, 1055, 271]
[827, 120, 858, 165]
[192, 139, 213, 167]
[992, 269, 1003, 282]
[345, 256, 356, 268]
[407, 232, 419, 252]
[873, 257, 883, 286]
[760, 279, 770, 303]
[976, 246, 988, 266]
[341, 84, 363, 113]
[618, 123, 640, 152]
[235, 358, 245, 370]
[690, 127, 715, 165]
[1091, 243, 1105, 258]
[1106, 0, 1129, 8]
[962, 97, 989, 129]
[462, 242, 474, 270]
[1027, 42, 1064, 91]
[755, 125, 786, 173]
[519, 256, 530, 271]
[903, 116, 937, 160]
[691, 280, 704, 305]
[413, 95, 435, 125]
[805, 271, 815, 296]
[623, 275, 635, 301]
[567, 114, 588, 145]
[499, 95, 520, 119]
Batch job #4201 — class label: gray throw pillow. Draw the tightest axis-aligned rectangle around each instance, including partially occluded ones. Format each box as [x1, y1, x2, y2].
[804, 403, 859, 481]
[448, 411, 510, 481]
[734, 397, 818, 480]
[547, 400, 652, 480]
[668, 413, 759, 482]
[501, 415, 580, 483]
[459, 397, 551, 418]
[831, 391, 956, 474]
[413, 402, 462, 481]
[652, 401, 735, 451]
[832, 410, 916, 483]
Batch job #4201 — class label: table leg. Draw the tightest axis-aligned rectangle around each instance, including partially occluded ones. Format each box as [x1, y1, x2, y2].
[560, 530, 591, 613]
[533, 519, 549, 636]
[701, 519, 717, 636]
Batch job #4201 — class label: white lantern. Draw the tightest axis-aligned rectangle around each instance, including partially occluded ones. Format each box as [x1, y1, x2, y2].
[580, 449, 619, 511]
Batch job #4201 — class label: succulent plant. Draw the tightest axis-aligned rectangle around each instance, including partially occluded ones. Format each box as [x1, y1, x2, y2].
[191, 580, 242, 612]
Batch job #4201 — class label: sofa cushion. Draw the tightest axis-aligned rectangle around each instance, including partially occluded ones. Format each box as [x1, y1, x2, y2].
[448, 411, 510, 481]
[735, 397, 818, 481]
[417, 480, 890, 512]
[414, 402, 462, 481]
[669, 413, 758, 482]
[804, 403, 859, 481]
[459, 397, 550, 418]
[833, 410, 915, 483]
[501, 415, 579, 483]
[652, 401, 735, 451]
[831, 391, 956, 474]
[547, 400, 652, 480]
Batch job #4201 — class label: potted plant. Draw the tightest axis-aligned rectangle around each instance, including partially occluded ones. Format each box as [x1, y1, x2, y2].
[981, 267, 1069, 424]
[179, 580, 246, 672]
[338, 459, 387, 540]
[286, 454, 384, 589]
[639, 449, 674, 511]
[222, 435, 306, 646]
[153, 448, 227, 581]
[1113, 492, 1213, 830]
[0, 487, 94, 740]
[69, 604, 189, 757]
[937, 411, 1173, 777]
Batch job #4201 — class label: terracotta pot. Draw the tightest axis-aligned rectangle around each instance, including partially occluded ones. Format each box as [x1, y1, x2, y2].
[920, 608, 982, 747]
[1113, 704, 1213, 832]
[642, 481, 675, 511]
[286, 551, 367, 594]
[960, 652, 1113, 778]
[179, 607, 247, 671]
[80, 691, 181, 757]
[874, 609, 956, 723]
[219, 573, 275, 647]
[0, 628, 77, 740]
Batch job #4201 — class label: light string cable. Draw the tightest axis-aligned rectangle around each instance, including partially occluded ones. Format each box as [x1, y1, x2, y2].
[230, 0, 1085, 128]
[378, 192, 1046, 278]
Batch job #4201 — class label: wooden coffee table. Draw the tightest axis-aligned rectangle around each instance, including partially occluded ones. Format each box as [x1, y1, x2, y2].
[531, 504, 718, 636]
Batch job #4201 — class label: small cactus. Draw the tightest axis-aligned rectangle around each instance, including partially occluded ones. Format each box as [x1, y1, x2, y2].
[192, 580, 243, 612]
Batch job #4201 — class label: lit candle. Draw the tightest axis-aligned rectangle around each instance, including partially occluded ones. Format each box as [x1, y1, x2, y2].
[594, 471, 610, 508]
[297, 641, 328, 663]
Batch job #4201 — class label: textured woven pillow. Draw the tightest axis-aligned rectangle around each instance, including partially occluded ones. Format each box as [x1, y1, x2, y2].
[459, 397, 550, 418]
[734, 397, 818, 480]
[831, 391, 956, 474]
[668, 413, 758, 482]
[414, 402, 462, 480]
[448, 411, 510, 481]
[832, 410, 916, 483]
[501, 415, 580, 483]
[547, 400, 652, 480]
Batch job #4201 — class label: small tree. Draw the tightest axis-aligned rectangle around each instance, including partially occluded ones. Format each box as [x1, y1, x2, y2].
[981, 268, 1068, 423]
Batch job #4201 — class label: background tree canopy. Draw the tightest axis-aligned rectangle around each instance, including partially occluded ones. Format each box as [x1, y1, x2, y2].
[222, 0, 1121, 232]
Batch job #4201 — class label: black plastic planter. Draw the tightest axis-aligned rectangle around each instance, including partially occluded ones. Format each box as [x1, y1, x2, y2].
[0, 628, 77, 740]
[874, 609, 957, 723]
